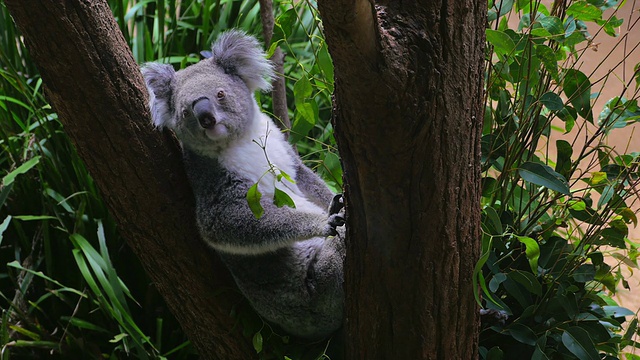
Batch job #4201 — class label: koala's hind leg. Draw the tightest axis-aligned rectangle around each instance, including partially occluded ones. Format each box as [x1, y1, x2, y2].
[218, 234, 345, 339]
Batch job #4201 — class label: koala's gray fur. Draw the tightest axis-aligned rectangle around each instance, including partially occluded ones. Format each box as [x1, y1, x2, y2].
[142, 30, 345, 339]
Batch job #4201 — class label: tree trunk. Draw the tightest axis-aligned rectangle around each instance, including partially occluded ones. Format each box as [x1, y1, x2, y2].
[317, 1, 486, 359]
[3, 1, 253, 358]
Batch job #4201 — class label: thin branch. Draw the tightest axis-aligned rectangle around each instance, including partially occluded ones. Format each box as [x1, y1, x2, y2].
[259, 0, 291, 136]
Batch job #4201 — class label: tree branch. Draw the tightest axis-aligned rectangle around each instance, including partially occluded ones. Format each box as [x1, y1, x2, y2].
[258, 0, 291, 135]
[3, 0, 253, 358]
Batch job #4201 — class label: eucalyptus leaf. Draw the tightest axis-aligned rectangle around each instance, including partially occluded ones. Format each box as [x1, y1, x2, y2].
[563, 69, 593, 122]
[515, 236, 540, 274]
[540, 92, 563, 111]
[572, 264, 595, 282]
[519, 162, 571, 195]
[555, 139, 573, 178]
[508, 323, 537, 346]
[561, 327, 600, 360]
[566, 1, 603, 22]
[246, 183, 264, 219]
[273, 188, 295, 209]
[486, 29, 516, 57]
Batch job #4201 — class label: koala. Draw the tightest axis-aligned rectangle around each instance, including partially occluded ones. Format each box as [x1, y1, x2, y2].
[142, 30, 345, 340]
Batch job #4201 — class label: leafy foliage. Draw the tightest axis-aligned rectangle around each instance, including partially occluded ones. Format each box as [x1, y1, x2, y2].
[479, 0, 640, 358]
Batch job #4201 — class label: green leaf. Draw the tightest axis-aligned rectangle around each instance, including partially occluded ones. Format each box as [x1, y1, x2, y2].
[275, 8, 297, 39]
[316, 42, 334, 91]
[603, 306, 635, 317]
[590, 171, 607, 185]
[109, 333, 129, 343]
[509, 270, 542, 296]
[508, 323, 537, 346]
[252, 331, 263, 353]
[293, 76, 313, 106]
[9, 325, 40, 341]
[292, 76, 316, 142]
[7, 261, 85, 298]
[486, 29, 516, 57]
[246, 183, 264, 219]
[482, 206, 503, 235]
[561, 327, 600, 360]
[572, 264, 595, 282]
[61, 316, 109, 333]
[0, 182, 13, 208]
[515, 236, 540, 274]
[563, 69, 592, 122]
[540, 92, 563, 111]
[600, 15, 623, 37]
[488, 0, 514, 21]
[0, 215, 11, 247]
[13, 215, 57, 221]
[537, 16, 565, 36]
[277, 170, 295, 184]
[555, 139, 573, 178]
[519, 162, 571, 195]
[486, 346, 504, 360]
[600, 228, 625, 248]
[566, 1, 603, 22]
[291, 101, 317, 142]
[532, 335, 550, 360]
[2, 156, 41, 187]
[473, 238, 498, 306]
[623, 318, 637, 341]
[489, 273, 507, 292]
[597, 184, 614, 209]
[273, 188, 295, 208]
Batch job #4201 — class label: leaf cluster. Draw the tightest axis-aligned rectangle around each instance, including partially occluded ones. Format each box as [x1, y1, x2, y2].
[480, 0, 640, 359]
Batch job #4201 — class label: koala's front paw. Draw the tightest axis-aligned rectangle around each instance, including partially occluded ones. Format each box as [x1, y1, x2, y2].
[325, 212, 345, 236]
[328, 194, 344, 215]
[480, 308, 509, 326]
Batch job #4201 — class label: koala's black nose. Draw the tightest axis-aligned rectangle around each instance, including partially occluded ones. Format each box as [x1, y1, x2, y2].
[193, 97, 216, 129]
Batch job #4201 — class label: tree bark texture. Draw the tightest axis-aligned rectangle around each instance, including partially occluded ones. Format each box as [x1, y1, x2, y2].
[317, 1, 486, 359]
[3, 1, 253, 358]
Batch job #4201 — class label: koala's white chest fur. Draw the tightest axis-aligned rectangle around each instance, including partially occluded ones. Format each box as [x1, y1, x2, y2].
[219, 112, 324, 214]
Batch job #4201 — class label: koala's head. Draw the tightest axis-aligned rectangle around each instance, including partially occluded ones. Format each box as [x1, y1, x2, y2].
[142, 30, 274, 154]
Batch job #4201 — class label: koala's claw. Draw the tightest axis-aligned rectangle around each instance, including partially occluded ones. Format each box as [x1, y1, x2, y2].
[329, 213, 345, 227]
[328, 194, 344, 215]
[325, 212, 345, 236]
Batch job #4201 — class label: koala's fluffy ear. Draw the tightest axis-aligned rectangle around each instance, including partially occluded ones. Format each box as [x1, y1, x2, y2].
[211, 30, 275, 92]
[141, 63, 176, 128]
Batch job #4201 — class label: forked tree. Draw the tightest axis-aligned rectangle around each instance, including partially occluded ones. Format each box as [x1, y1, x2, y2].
[4, 0, 485, 358]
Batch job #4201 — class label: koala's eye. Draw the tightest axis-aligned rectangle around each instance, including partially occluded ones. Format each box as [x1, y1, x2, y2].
[182, 108, 189, 118]
[217, 90, 225, 99]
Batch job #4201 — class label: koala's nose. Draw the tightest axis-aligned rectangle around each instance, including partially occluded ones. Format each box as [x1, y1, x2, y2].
[193, 97, 216, 129]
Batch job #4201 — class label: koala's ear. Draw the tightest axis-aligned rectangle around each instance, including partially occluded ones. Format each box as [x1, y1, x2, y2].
[211, 30, 275, 92]
[141, 63, 176, 128]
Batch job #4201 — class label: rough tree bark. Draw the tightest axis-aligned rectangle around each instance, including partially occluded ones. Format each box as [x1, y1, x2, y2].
[317, 1, 486, 359]
[3, 1, 253, 358]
